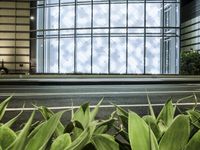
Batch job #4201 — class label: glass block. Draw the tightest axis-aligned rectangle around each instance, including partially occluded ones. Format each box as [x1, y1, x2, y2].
[45, 7, 59, 29]
[61, 0, 74, 3]
[76, 38, 91, 73]
[37, 8, 44, 30]
[93, 4, 108, 27]
[77, 5, 91, 28]
[111, 4, 126, 27]
[110, 37, 126, 73]
[45, 38, 58, 73]
[146, 3, 162, 27]
[60, 6, 74, 28]
[146, 37, 161, 74]
[128, 37, 144, 74]
[60, 38, 74, 73]
[46, 0, 59, 4]
[93, 37, 108, 73]
[128, 4, 144, 27]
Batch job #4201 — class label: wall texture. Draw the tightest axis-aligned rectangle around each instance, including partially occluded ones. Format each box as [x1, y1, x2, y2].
[0, 0, 30, 73]
[181, 0, 200, 51]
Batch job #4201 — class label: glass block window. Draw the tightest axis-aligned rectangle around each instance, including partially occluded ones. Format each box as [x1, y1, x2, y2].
[36, 0, 180, 74]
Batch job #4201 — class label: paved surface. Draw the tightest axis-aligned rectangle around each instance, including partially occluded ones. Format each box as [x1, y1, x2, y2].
[0, 83, 200, 107]
[0, 78, 200, 129]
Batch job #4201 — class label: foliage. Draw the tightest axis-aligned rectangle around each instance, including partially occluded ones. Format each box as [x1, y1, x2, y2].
[180, 50, 200, 75]
[0, 96, 199, 150]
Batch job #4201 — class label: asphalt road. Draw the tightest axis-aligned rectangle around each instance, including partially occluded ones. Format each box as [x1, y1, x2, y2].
[0, 83, 200, 107]
[1, 81, 200, 129]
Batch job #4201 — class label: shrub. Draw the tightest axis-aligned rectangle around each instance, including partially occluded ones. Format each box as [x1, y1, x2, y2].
[0, 96, 199, 150]
[180, 50, 200, 75]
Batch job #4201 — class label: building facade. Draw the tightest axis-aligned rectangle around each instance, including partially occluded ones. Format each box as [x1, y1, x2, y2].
[0, 0, 30, 73]
[35, 0, 180, 74]
[181, 0, 200, 52]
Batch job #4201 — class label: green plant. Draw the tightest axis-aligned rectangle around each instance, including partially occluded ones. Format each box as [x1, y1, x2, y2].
[114, 95, 200, 150]
[0, 96, 200, 150]
[180, 50, 200, 75]
[0, 97, 118, 150]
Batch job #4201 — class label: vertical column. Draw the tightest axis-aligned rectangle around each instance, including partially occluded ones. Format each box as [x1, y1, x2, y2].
[42, 1, 45, 72]
[74, 0, 77, 73]
[91, 0, 93, 74]
[162, 0, 165, 74]
[144, 0, 146, 74]
[177, 0, 181, 74]
[108, 0, 111, 74]
[58, 0, 61, 73]
[126, 0, 128, 74]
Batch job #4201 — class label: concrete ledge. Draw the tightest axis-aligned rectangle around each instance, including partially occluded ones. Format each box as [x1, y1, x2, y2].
[0, 75, 200, 85]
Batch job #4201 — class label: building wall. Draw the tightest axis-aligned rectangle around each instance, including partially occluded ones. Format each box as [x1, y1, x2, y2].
[0, 0, 30, 73]
[35, 0, 180, 74]
[181, 0, 200, 51]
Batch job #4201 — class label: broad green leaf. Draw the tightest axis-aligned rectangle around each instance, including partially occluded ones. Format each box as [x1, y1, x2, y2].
[143, 115, 162, 140]
[147, 95, 156, 119]
[159, 115, 190, 150]
[71, 127, 83, 141]
[91, 134, 119, 150]
[27, 122, 45, 140]
[0, 126, 16, 149]
[50, 133, 71, 150]
[185, 130, 200, 150]
[90, 99, 103, 122]
[25, 111, 64, 150]
[38, 106, 65, 136]
[65, 121, 84, 141]
[65, 122, 96, 150]
[128, 111, 159, 150]
[187, 110, 200, 128]
[95, 117, 116, 134]
[7, 111, 35, 150]
[0, 96, 12, 120]
[73, 103, 90, 128]
[4, 110, 23, 128]
[94, 125, 108, 135]
[38, 106, 53, 120]
[157, 99, 175, 131]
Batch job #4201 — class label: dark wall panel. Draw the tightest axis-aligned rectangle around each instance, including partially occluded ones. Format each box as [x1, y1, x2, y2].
[181, 0, 200, 22]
